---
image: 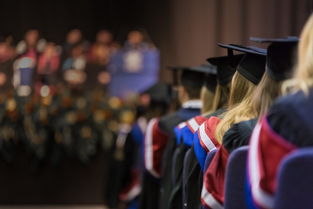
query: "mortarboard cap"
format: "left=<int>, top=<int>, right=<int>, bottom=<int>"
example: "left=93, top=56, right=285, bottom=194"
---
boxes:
left=189, top=63, right=217, bottom=75
left=167, top=66, right=185, bottom=86
left=218, top=43, right=267, bottom=84
left=190, top=64, right=218, bottom=91
left=250, top=37, right=298, bottom=81
left=207, top=54, right=244, bottom=85
left=250, top=36, right=299, bottom=43
left=167, top=66, right=205, bottom=88
left=141, top=82, right=172, bottom=103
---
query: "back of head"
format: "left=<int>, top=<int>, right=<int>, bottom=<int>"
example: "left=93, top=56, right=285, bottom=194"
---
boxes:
left=247, top=36, right=299, bottom=116
left=289, top=14, right=313, bottom=93
left=214, top=47, right=266, bottom=143
left=139, top=82, right=172, bottom=118
left=266, top=42, right=297, bottom=81
left=228, top=71, right=255, bottom=108
left=215, top=72, right=258, bottom=143
left=252, top=73, right=282, bottom=117
left=201, top=85, right=215, bottom=114
left=180, top=69, right=205, bottom=99
left=208, top=54, right=243, bottom=111
left=249, top=38, right=298, bottom=116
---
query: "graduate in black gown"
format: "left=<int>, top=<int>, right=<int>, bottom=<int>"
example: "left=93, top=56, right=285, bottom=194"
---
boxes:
left=137, top=83, right=173, bottom=209
left=167, top=64, right=217, bottom=209
left=106, top=82, right=172, bottom=209
left=142, top=66, right=203, bottom=209
left=246, top=15, right=313, bottom=209
left=200, top=44, right=267, bottom=208
left=181, top=54, right=243, bottom=209
left=222, top=38, right=298, bottom=153
left=158, top=68, right=205, bottom=209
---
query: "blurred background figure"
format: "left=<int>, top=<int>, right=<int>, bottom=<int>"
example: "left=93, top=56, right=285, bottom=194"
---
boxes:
left=85, top=44, right=111, bottom=90
left=0, top=36, right=15, bottom=96
left=16, top=29, right=46, bottom=58
left=35, top=42, right=61, bottom=97
left=85, top=30, right=115, bottom=90
left=61, top=41, right=87, bottom=88
left=88, top=30, right=113, bottom=62
left=105, top=82, right=173, bottom=209
left=13, top=29, right=46, bottom=96
left=108, top=29, right=160, bottom=98
left=62, top=29, right=84, bottom=60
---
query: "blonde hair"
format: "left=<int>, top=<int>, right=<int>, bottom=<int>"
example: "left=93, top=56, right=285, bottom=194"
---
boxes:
left=215, top=71, right=288, bottom=143
left=210, top=83, right=230, bottom=113
left=215, top=72, right=257, bottom=143
left=252, top=72, right=282, bottom=116
left=283, top=14, right=313, bottom=93
left=201, top=86, right=215, bottom=114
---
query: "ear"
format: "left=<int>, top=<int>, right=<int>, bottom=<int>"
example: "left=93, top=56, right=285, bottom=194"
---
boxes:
left=177, top=85, right=187, bottom=102
left=177, top=85, right=185, bottom=96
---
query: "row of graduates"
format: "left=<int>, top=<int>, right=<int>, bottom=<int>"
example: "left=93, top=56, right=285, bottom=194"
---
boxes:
left=135, top=15, right=313, bottom=209
left=0, top=28, right=158, bottom=97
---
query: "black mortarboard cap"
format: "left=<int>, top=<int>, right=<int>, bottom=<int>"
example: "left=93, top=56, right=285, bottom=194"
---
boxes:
left=189, top=63, right=217, bottom=75
left=167, top=66, right=205, bottom=88
left=250, top=37, right=298, bottom=81
left=207, top=54, right=243, bottom=85
left=218, top=43, right=267, bottom=84
left=141, top=82, right=172, bottom=103
left=190, top=64, right=218, bottom=91
left=167, top=66, right=185, bottom=86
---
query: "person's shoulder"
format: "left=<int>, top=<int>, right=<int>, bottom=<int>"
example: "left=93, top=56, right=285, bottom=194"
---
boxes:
left=238, top=118, right=258, bottom=130
left=204, top=107, right=226, bottom=119
left=223, top=118, right=257, bottom=152
left=268, top=91, right=305, bottom=125
left=159, top=111, right=184, bottom=134
left=273, top=90, right=311, bottom=110
left=267, top=89, right=313, bottom=147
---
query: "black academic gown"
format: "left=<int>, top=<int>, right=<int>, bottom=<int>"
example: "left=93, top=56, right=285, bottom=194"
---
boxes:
left=222, top=118, right=258, bottom=153
left=181, top=108, right=226, bottom=209
left=106, top=129, right=138, bottom=208
left=266, top=89, right=313, bottom=147
left=158, top=107, right=201, bottom=209
left=139, top=171, right=160, bottom=209
left=167, top=142, right=189, bottom=209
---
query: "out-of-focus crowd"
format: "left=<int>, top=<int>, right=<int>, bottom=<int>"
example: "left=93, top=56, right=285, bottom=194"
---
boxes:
left=0, top=28, right=158, bottom=97
left=0, top=28, right=160, bottom=167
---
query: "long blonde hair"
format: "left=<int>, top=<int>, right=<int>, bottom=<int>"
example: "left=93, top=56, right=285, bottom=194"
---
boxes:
left=215, top=71, right=289, bottom=143
left=215, top=72, right=257, bottom=143
left=227, top=72, right=253, bottom=108
left=201, top=85, right=215, bottom=114
left=284, top=14, right=313, bottom=93
left=206, top=83, right=230, bottom=114
left=252, top=72, right=283, bottom=116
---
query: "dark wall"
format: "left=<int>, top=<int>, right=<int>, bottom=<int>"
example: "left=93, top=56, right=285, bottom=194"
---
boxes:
left=0, top=0, right=310, bottom=82
left=0, top=0, right=146, bottom=43
left=154, top=0, right=313, bottom=81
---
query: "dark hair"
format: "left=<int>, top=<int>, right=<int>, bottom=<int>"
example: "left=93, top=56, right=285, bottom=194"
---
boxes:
left=180, top=70, right=204, bottom=99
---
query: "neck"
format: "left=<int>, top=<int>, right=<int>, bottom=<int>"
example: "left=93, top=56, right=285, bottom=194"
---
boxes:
left=182, top=99, right=202, bottom=109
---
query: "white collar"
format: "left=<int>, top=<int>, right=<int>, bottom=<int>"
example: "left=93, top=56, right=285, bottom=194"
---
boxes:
left=182, top=100, right=202, bottom=109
